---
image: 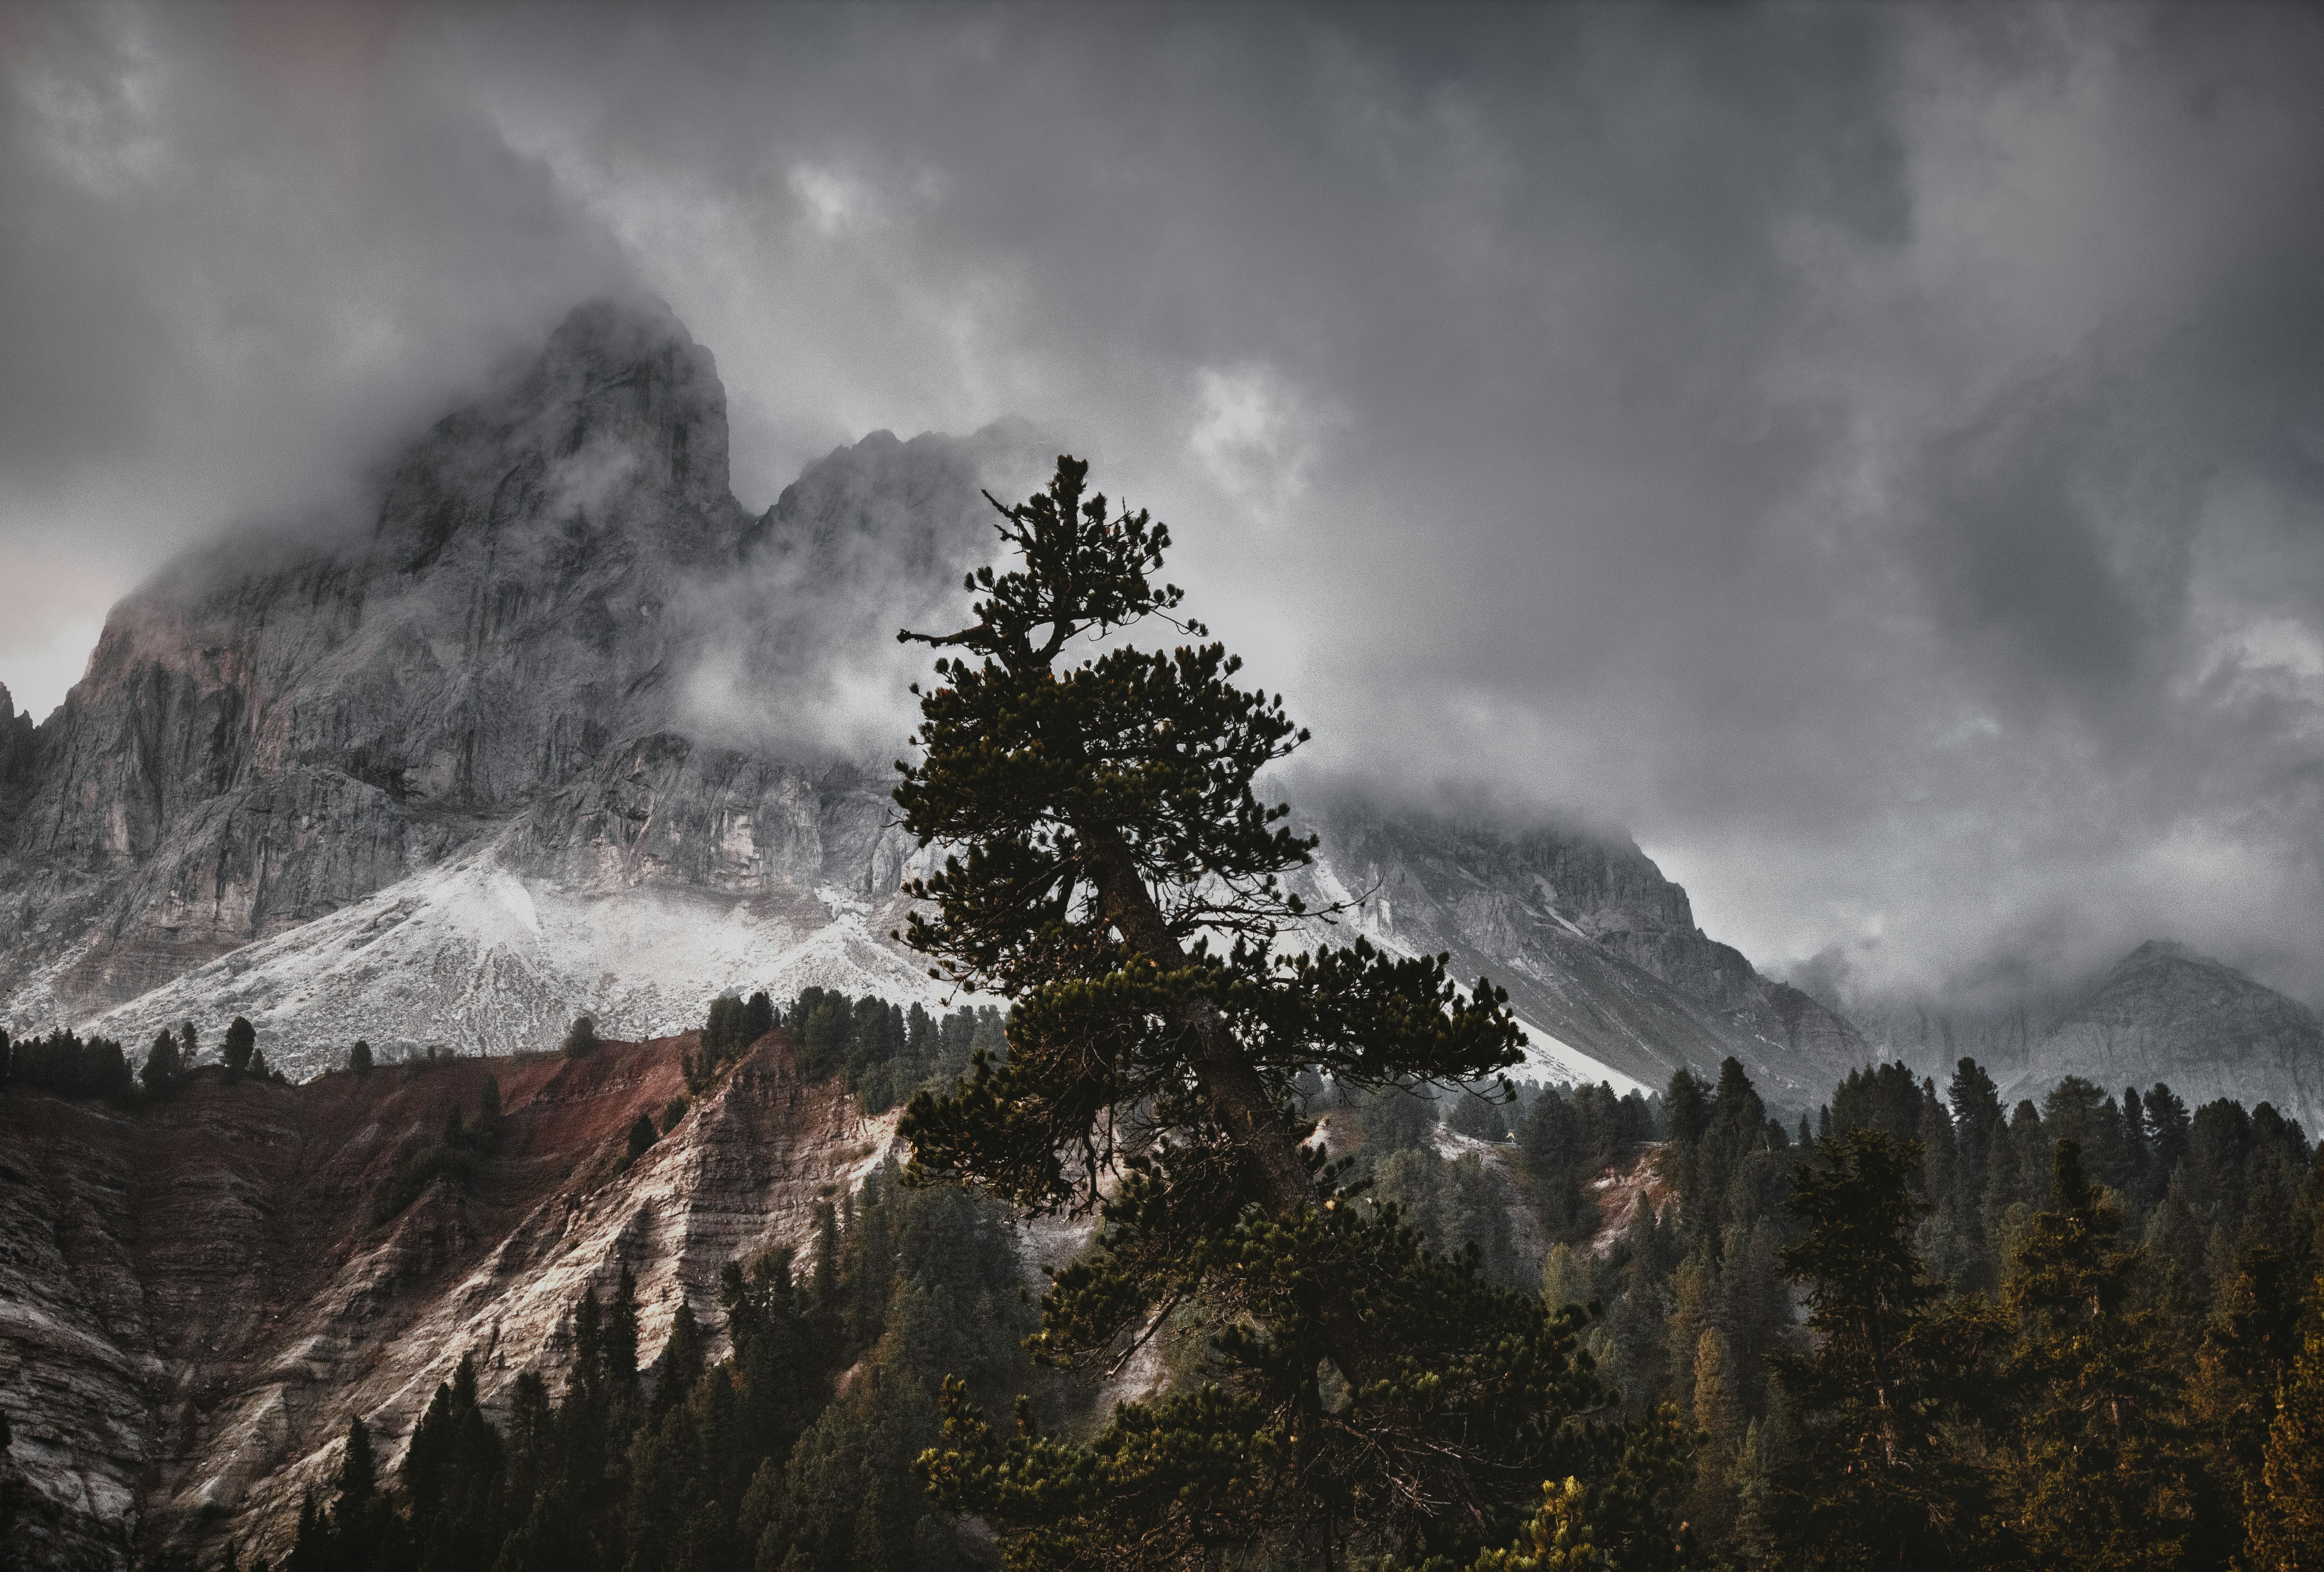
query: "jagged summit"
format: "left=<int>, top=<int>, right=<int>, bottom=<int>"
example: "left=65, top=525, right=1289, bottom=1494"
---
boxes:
left=374, top=293, right=740, bottom=575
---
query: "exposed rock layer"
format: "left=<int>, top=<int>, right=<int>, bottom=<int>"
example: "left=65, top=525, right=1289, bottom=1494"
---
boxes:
left=0, top=1032, right=893, bottom=1570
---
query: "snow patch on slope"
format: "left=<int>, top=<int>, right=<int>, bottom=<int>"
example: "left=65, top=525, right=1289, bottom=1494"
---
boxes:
left=82, top=842, right=971, bottom=1081
left=1298, top=845, right=1645, bottom=1094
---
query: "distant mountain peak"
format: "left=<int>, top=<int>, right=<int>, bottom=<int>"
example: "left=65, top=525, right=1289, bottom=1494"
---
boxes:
left=2001, top=938, right=2324, bottom=1129
left=543, top=293, right=700, bottom=365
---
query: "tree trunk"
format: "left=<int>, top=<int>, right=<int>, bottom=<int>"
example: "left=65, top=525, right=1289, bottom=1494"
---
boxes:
left=1078, top=825, right=1383, bottom=1384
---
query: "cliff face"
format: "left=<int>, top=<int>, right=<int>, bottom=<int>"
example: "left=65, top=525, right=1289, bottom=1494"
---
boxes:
left=0, top=298, right=746, bottom=1020
left=1289, top=795, right=1868, bottom=1101
left=0, top=302, right=1002, bottom=1057
left=0, top=1033, right=893, bottom=1571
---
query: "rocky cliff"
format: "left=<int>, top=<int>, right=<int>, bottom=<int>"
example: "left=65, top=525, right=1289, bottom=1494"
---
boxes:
left=0, top=1032, right=895, bottom=1570
left=0, top=301, right=1008, bottom=1066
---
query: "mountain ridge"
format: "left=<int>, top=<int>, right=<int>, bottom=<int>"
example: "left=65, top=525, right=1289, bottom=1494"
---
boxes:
left=5, top=296, right=1861, bottom=1098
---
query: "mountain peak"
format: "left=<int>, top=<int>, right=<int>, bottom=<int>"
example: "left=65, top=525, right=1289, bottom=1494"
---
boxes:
left=367, top=295, right=740, bottom=576
left=539, top=294, right=702, bottom=377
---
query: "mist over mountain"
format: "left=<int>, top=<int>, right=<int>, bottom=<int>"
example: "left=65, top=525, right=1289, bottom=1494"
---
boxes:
left=2, top=290, right=2321, bottom=1572
left=0, top=300, right=1010, bottom=1059
left=0, top=294, right=2315, bottom=1131
left=0, top=299, right=1861, bottom=1101
left=1836, top=940, right=2324, bottom=1132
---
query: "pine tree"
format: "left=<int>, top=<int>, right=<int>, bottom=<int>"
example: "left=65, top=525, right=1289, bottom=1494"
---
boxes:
left=894, top=457, right=1673, bottom=1566
left=349, top=1039, right=373, bottom=1076
left=141, top=1027, right=181, bottom=1098
left=2198, top=1225, right=2306, bottom=1523
left=2246, top=1269, right=2324, bottom=1569
left=224, top=1016, right=257, bottom=1076
left=2000, top=1139, right=2205, bottom=1571
left=403, top=1353, right=504, bottom=1569
left=606, top=1266, right=640, bottom=1395
left=1690, top=1326, right=1744, bottom=1542
left=657, top=1302, right=706, bottom=1413
left=328, top=1413, right=404, bottom=1572
left=1761, top=1129, right=2006, bottom=1569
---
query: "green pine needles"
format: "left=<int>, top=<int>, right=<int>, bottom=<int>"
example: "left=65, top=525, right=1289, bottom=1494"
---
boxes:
left=891, top=457, right=1695, bottom=1569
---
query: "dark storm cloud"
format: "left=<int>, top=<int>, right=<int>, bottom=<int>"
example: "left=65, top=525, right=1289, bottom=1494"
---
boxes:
left=0, top=0, right=634, bottom=694
left=3, top=1, right=2321, bottom=1010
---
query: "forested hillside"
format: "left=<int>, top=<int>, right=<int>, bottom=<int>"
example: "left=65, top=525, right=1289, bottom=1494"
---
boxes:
left=83, top=1037, right=2307, bottom=1572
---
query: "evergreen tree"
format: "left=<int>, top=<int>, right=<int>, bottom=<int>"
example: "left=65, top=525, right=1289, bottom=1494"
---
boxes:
left=1761, top=1129, right=2005, bottom=1569
left=328, top=1413, right=406, bottom=1571
left=2198, top=1226, right=2306, bottom=1514
left=349, top=1039, right=373, bottom=1076
left=2144, top=1083, right=2192, bottom=1178
left=224, top=1016, right=257, bottom=1076
left=403, top=1353, right=505, bottom=1570
left=656, top=1302, right=706, bottom=1413
left=2246, top=1269, right=2324, bottom=1570
left=2000, top=1139, right=2206, bottom=1571
left=606, top=1266, right=641, bottom=1395
left=563, top=1016, right=600, bottom=1059
left=141, top=1027, right=182, bottom=1098
left=894, top=457, right=1671, bottom=1565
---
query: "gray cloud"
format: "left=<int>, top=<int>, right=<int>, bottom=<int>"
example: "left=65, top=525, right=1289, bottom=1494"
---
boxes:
left=2, top=0, right=2321, bottom=1011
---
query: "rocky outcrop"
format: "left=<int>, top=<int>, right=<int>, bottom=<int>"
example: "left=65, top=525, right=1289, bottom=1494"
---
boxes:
left=0, top=1031, right=897, bottom=1570
left=2000, top=942, right=2324, bottom=1131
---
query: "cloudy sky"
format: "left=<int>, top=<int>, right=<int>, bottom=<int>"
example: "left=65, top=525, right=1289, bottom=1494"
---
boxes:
left=3, top=1, right=2321, bottom=1010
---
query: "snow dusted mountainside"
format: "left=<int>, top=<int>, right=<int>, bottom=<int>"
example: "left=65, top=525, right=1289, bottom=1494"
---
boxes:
left=1285, top=794, right=1868, bottom=1101
left=0, top=297, right=1864, bottom=1092
left=0, top=298, right=1009, bottom=1075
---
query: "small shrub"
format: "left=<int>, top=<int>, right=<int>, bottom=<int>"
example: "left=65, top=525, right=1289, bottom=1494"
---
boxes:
left=626, top=1113, right=658, bottom=1162
left=372, top=1143, right=481, bottom=1225
left=222, top=1016, right=256, bottom=1076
